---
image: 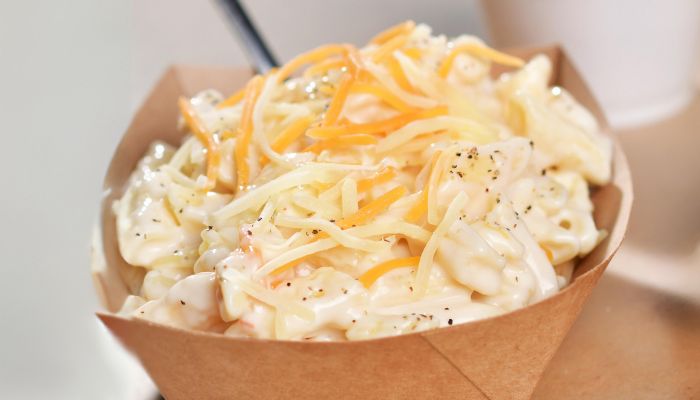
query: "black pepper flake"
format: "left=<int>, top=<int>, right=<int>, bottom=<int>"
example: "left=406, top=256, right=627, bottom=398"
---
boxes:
left=246, top=230, right=252, bottom=236
left=409, top=286, right=414, bottom=292
left=179, top=208, right=183, bottom=214
left=467, top=154, right=473, bottom=159
left=529, top=140, right=534, bottom=147
left=526, top=205, right=532, bottom=212
left=135, top=233, right=141, bottom=237
left=286, top=282, right=291, bottom=287
left=444, top=307, right=450, bottom=310
left=352, top=319, right=356, bottom=323
left=515, top=276, right=519, bottom=282
left=180, top=300, right=186, bottom=306
left=457, top=171, right=464, bottom=178
left=513, top=223, right=518, bottom=228
left=541, top=169, right=547, bottom=176
left=485, top=188, right=490, bottom=193
left=329, top=219, right=336, bottom=223
left=302, top=297, right=307, bottom=301
left=456, top=152, right=462, bottom=157
left=496, top=198, right=501, bottom=203
left=257, top=217, right=262, bottom=222
left=312, top=229, right=319, bottom=234
left=206, top=225, right=213, bottom=231
left=492, top=176, right=498, bottom=180
left=451, top=164, right=457, bottom=169
left=152, top=218, right=161, bottom=223
left=448, top=319, right=453, bottom=325
left=489, top=154, right=494, bottom=161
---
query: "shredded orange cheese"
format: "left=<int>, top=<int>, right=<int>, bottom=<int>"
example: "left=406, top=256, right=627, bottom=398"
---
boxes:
left=303, top=134, right=378, bottom=154
left=439, top=43, right=525, bottom=78
left=370, top=20, right=415, bottom=45
left=303, top=58, right=345, bottom=79
left=386, top=55, right=416, bottom=93
left=405, top=151, right=441, bottom=222
left=405, top=189, right=427, bottom=223
left=323, top=72, right=355, bottom=126
left=358, top=256, right=420, bottom=288
left=259, top=115, right=314, bottom=166
left=277, top=44, right=350, bottom=82
left=541, top=245, right=554, bottom=262
left=349, top=82, right=414, bottom=112
left=307, top=105, right=449, bottom=139
left=321, top=47, right=364, bottom=127
left=177, top=97, right=220, bottom=189
left=220, top=129, right=237, bottom=141
left=271, top=256, right=308, bottom=275
left=357, top=167, right=396, bottom=193
left=336, top=185, right=407, bottom=229
left=216, top=88, right=245, bottom=109
left=401, top=47, right=422, bottom=59
left=234, top=75, right=265, bottom=190
left=371, top=33, right=410, bottom=63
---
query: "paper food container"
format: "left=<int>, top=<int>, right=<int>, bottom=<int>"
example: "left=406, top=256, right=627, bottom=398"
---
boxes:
left=92, top=46, right=633, bottom=400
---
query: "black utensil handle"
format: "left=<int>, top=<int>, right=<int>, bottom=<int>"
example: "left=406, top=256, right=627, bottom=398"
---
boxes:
left=216, top=0, right=279, bottom=73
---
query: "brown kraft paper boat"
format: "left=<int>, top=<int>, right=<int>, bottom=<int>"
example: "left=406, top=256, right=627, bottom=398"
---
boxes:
left=91, top=45, right=633, bottom=400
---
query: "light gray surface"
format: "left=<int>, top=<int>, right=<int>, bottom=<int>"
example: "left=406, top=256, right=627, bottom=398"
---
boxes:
left=0, top=1, right=133, bottom=399
left=0, top=1, right=483, bottom=398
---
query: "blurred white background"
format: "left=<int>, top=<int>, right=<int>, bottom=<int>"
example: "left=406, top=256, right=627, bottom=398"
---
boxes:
left=0, top=1, right=485, bottom=398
